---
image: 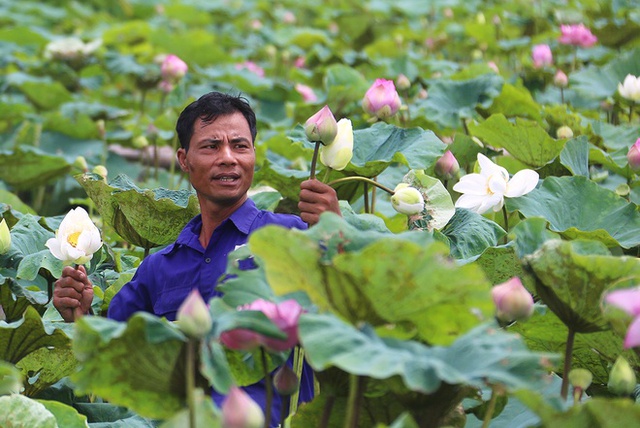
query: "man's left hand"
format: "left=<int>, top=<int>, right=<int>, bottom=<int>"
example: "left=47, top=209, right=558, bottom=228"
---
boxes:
left=298, top=179, right=341, bottom=226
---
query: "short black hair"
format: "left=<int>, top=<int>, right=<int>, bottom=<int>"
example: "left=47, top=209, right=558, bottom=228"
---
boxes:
left=175, top=91, right=257, bottom=151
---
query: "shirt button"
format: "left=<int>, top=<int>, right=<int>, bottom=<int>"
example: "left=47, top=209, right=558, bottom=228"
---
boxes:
left=205, top=258, right=211, bottom=263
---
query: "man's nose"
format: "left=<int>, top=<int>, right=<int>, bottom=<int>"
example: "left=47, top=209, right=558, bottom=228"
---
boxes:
left=217, top=144, right=236, bottom=164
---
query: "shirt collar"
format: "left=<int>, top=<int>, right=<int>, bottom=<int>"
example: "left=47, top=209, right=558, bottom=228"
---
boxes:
left=175, top=198, right=259, bottom=246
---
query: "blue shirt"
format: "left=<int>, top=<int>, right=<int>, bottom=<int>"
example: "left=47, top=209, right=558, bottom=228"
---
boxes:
left=107, top=198, right=312, bottom=427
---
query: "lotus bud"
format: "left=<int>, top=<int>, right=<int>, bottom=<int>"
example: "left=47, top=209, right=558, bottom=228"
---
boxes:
left=132, top=135, right=149, bottom=148
left=273, top=364, right=299, bottom=396
left=491, top=277, right=534, bottom=322
left=627, top=138, right=640, bottom=172
left=319, top=118, right=353, bottom=171
left=158, top=80, right=174, bottom=93
left=417, top=88, right=428, bottom=99
left=476, top=13, right=486, bottom=25
left=222, top=386, right=265, bottom=428
left=531, top=44, right=553, bottom=69
left=608, top=356, right=637, bottom=396
left=556, top=126, right=573, bottom=139
left=472, top=49, right=483, bottom=61
left=569, top=368, right=592, bottom=401
left=160, top=54, right=188, bottom=82
left=434, top=150, right=460, bottom=180
left=0, top=219, right=11, bottom=255
left=487, top=61, right=500, bottom=74
left=554, top=70, right=568, bottom=88
left=176, top=289, right=212, bottom=339
left=73, top=156, right=89, bottom=172
left=220, top=329, right=261, bottom=351
left=92, top=165, right=108, bottom=180
left=443, top=8, right=454, bottom=18
left=304, top=105, right=338, bottom=145
left=96, top=120, right=106, bottom=139
left=618, top=74, right=640, bottom=102
left=492, top=15, right=501, bottom=25
left=362, top=79, right=402, bottom=119
left=396, top=74, right=411, bottom=91
left=391, top=184, right=424, bottom=215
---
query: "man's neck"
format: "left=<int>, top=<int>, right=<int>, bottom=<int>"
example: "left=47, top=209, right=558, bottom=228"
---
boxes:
left=198, top=196, right=247, bottom=249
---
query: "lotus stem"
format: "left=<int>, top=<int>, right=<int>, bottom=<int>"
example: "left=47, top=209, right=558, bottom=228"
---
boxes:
left=261, top=347, right=273, bottom=428
left=481, top=385, right=499, bottom=428
left=502, top=205, right=509, bottom=244
left=289, top=347, right=304, bottom=416
left=344, top=374, right=363, bottom=428
left=560, top=328, right=576, bottom=400
left=371, top=177, right=377, bottom=214
left=327, top=176, right=395, bottom=196
left=363, top=182, right=370, bottom=213
left=309, top=141, right=321, bottom=180
left=186, top=339, right=196, bottom=428
left=319, top=395, right=335, bottom=428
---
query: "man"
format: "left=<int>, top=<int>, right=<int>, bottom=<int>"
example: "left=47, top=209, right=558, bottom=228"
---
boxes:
left=53, top=91, right=341, bottom=426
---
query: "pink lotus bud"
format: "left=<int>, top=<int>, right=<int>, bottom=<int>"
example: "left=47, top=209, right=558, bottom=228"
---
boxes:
left=222, top=386, right=265, bottom=428
left=158, top=80, right=174, bottom=93
left=250, top=19, right=262, bottom=30
left=294, top=56, right=306, bottom=68
left=487, top=61, right=500, bottom=74
left=362, top=79, right=402, bottom=119
left=554, top=70, right=568, bottom=87
left=628, top=138, right=640, bottom=172
left=282, top=10, right=296, bottom=24
left=304, top=105, right=338, bottom=145
left=245, top=299, right=303, bottom=352
left=160, top=54, right=188, bottom=81
left=491, top=277, right=534, bottom=322
left=273, top=364, right=299, bottom=396
left=235, top=61, right=265, bottom=77
left=176, top=289, right=212, bottom=339
left=558, top=24, right=598, bottom=48
left=220, top=329, right=261, bottom=351
left=395, top=74, right=411, bottom=91
left=295, top=83, right=318, bottom=103
left=531, top=44, right=553, bottom=69
left=434, top=150, right=460, bottom=180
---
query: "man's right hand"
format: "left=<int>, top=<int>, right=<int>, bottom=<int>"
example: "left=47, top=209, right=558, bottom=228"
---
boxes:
left=53, top=265, right=94, bottom=322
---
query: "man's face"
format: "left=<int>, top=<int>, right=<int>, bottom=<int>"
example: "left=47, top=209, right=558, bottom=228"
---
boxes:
left=177, top=112, right=255, bottom=210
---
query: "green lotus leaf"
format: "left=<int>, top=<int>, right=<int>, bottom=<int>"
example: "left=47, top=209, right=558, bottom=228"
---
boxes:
left=511, top=217, right=561, bottom=260
left=588, top=120, right=640, bottom=151
left=511, top=308, right=640, bottom=384
left=559, top=136, right=590, bottom=177
left=481, top=81, right=542, bottom=121
left=0, top=394, right=57, bottom=428
left=76, top=173, right=200, bottom=249
left=0, top=277, right=47, bottom=322
left=0, top=145, right=70, bottom=190
left=0, top=361, right=22, bottom=395
left=0, top=189, right=34, bottom=215
left=524, top=239, right=640, bottom=333
left=405, top=170, right=455, bottom=231
left=441, top=208, right=506, bottom=261
left=324, top=64, right=370, bottom=109
left=417, top=73, right=504, bottom=129
left=249, top=214, right=493, bottom=345
left=37, top=399, right=90, bottom=428
left=159, top=388, right=220, bottom=428
left=570, top=48, right=640, bottom=100
left=469, top=114, right=565, bottom=168
left=589, top=146, right=630, bottom=178
left=300, top=314, right=556, bottom=393
left=5, top=72, right=73, bottom=110
left=507, top=176, right=640, bottom=248
left=72, top=313, right=188, bottom=419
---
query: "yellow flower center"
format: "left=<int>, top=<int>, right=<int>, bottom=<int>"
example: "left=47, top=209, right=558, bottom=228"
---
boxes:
left=67, top=231, right=81, bottom=247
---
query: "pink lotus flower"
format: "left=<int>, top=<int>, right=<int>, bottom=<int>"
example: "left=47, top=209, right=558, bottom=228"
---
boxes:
left=628, top=138, right=640, bottom=172
left=221, top=299, right=304, bottom=352
left=235, top=61, right=265, bottom=77
left=558, top=24, right=597, bottom=47
left=295, top=83, right=318, bottom=103
left=160, top=54, right=188, bottom=81
left=604, top=288, right=640, bottom=348
left=222, top=386, right=265, bottom=428
left=532, top=44, right=553, bottom=68
left=362, top=79, right=402, bottom=119
left=491, top=277, right=534, bottom=322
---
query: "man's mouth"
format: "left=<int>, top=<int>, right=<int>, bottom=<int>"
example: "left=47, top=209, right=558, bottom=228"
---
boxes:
left=213, top=174, right=240, bottom=182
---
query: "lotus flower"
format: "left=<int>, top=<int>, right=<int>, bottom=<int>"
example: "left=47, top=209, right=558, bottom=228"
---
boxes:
left=222, top=299, right=304, bottom=352
left=627, top=138, right=640, bottom=172
left=391, top=184, right=424, bottom=215
left=491, top=277, right=534, bottom=322
left=604, top=287, right=640, bottom=348
left=295, top=83, right=318, bottom=103
left=160, top=54, right=188, bottom=81
left=452, top=153, right=539, bottom=214
left=222, top=386, right=265, bottom=428
left=176, top=289, right=212, bottom=339
left=362, top=79, right=402, bottom=119
left=235, top=61, right=265, bottom=77
left=44, top=37, right=101, bottom=69
left=558, top=24, right=597, bottom=47
left=0, top=219, right=10, bottom=255
left=45, top=207, right=102, bottom=265
left=618, top=74, right=640, bottom=102
left=319, top=118, right=353, bottom=171
left=531, top=44, right=553, bottom=68
left=304, top=105, right=338, bottom=145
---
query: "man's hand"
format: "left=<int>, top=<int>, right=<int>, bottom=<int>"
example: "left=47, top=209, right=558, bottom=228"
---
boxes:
left=53, top=265, right=94, bottom=322
left=298, top=179, right=341, bottom=226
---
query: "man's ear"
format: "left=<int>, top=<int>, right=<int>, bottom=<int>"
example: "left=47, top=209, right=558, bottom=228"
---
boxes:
left=176, top=148, right=189, bottom=172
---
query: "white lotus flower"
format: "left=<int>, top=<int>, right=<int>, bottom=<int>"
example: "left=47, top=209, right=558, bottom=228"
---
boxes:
left=453, top=154, right=539, bottom=214
left=391, top=184, right=424, bottom=215
left=45, top=207, right=102, bottom=265
left=44, top=37, right=102, bottom=61
left=320, top=118, right=353, bottom=171
left=618, top=74, right=640, bottom=102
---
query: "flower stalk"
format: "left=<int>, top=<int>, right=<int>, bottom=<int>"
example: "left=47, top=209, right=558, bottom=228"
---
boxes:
left=260, top=347, right=273, bottom=428
left=186, top=338, right=196, bottom=428
left=560, top=328, right=576, bottom=400
left=309, top=141, right=321, bottom=180
left=327, top=176, right=395, bottom=196
left=481, top=385, right=501, bottom=428
left=344, top=374, right=364, bottom=428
